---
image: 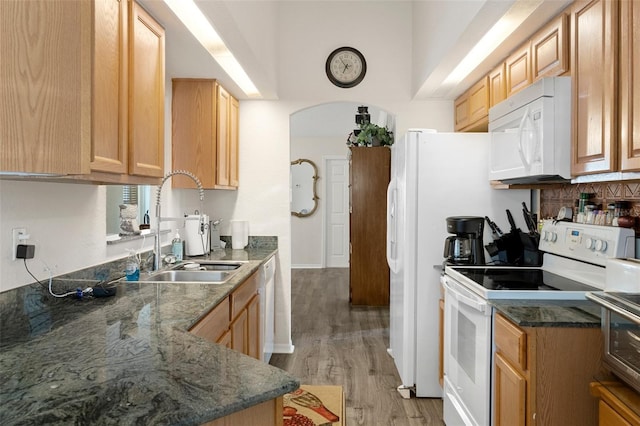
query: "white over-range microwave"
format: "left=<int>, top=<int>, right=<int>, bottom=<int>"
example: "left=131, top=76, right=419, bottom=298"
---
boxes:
left=489, top=76, right=571, bottom=184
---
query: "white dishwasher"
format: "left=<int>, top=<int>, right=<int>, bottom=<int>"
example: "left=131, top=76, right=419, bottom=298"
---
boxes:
left=260, top=254, right=276, bottom=363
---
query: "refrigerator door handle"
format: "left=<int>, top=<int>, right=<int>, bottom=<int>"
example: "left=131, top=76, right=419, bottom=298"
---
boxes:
left=386, top=179, right=398, bottom=273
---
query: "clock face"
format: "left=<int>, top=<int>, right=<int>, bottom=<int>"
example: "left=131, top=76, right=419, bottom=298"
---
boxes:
left=326, top=47, right=367, bottom=88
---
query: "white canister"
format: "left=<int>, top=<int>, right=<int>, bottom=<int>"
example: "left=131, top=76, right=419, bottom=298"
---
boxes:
left=231, top=220, right=249, bottom=250
left=185, top=214, right=210, bottom=256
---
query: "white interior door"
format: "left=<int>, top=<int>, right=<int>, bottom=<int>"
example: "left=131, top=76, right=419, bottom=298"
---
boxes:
left=324, top=157, right=349, bottom=268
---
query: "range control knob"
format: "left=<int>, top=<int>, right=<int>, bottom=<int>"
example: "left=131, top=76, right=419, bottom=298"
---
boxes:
left=549, top=232, right=557, bottom=242
left=585, top=238, right=594, bottom=250
left=594, top=239, right=608, bottom=252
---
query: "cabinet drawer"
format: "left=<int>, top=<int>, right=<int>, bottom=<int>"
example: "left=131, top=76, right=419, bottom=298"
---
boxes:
left=599, top=400, right=632, bottom=426
left=494, top=313, right=527, bottom=371
left=190, top=297, right=230, bottom=343
left=231, top=271, right=259, bottom=319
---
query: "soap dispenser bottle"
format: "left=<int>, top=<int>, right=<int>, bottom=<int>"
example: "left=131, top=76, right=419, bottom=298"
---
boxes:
left=172, top=230, right=183, bottom=261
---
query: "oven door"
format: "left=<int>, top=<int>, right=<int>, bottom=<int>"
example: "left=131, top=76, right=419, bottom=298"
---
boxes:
left=598, top=299, right=640, bottom=393
left=442, top=274, right=492, bottom=426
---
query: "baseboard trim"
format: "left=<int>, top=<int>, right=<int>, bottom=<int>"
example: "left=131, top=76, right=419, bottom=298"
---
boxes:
left=273, top=343, right=295, bottom=354
left=291, top=264, right=322, bottom=269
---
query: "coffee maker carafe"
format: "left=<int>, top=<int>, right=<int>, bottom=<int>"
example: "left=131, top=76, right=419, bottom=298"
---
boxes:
left=444, top=216, right=486, bottom=265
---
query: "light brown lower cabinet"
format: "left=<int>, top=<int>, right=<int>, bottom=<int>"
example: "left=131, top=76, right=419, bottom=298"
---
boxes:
left=591, top=381, right=640, bottom=426
left=202, top=397, right=284, bottom=426
left=191, top=270, right=277, bottom=425
left=493, top=313, right=603, bottom=426
left=190, top=270, right=261, bottom=359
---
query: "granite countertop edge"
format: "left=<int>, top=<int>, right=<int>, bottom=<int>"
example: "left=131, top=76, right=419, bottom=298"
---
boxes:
left=0, top=247, right=299, bottom=425
left=490, top=299, right=602, bottom=328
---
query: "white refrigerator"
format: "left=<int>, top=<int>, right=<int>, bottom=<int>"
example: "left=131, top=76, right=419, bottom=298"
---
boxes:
left=385, top=130, right=530, bottom=397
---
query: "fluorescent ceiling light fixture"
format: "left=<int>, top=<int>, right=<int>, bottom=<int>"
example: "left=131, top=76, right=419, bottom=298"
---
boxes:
left=164, top=0, right=260, bottom=98
left=443, top=0, right=543, bottom=87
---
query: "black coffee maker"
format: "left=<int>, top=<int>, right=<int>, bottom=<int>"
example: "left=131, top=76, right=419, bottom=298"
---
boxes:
left=444, top=216, right=486, bottom=265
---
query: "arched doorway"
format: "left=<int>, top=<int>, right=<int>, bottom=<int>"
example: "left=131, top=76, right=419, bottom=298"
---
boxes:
left=289, top=102, right=395, bottom=268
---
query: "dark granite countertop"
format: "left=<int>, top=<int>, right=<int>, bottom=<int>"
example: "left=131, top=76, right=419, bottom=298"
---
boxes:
left=491, top=299, right=602, bottom=328
left=0, top=247, right=299, bottom=425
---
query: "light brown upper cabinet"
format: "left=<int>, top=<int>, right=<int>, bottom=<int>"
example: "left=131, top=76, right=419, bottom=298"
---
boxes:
left=505, top=43, right=533, bottom=97
left=454, top=76, right=490, bottom=132
left=172, top=79, right=239, bottom=189
left=126, top=1, right=165, bottom=179
left=454, top=92, right=471, bottom=132
left=571, top=0, right=618, bottom=175
left=0, top=0, right=164, bottom=183
left=532, top=13, right=570, bottom=81
left=619, top=0, right=640, bottom=171
left=489, top=63, right=507, bottom=108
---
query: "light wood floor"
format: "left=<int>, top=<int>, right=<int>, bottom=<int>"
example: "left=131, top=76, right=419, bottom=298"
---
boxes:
left=270, top=268, right=444, bottom=426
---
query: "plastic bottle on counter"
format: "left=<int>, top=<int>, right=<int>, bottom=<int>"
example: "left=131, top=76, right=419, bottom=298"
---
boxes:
left=125, top=249, right=140, bottom=281
left=172, top=230, right=183, bottom=261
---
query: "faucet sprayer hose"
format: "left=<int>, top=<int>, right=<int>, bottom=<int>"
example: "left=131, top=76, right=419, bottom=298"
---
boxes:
left=156, top=170, right=204, bottom=205
left=153, top=170, right=205, bottom=271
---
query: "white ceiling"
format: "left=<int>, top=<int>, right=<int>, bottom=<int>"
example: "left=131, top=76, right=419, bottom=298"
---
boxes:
left=139, top=0, right=572, bottom=101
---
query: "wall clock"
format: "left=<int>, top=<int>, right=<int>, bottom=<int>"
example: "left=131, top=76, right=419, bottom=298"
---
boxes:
left=325, top=47, right=367, bottom=88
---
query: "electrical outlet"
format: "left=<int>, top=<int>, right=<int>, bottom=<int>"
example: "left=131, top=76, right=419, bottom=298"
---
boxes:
left=12, top=228, right=27, bottom=261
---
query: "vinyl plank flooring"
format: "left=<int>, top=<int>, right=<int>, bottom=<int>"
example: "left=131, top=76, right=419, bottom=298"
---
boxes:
left=270, top=268, right=444, bottom=426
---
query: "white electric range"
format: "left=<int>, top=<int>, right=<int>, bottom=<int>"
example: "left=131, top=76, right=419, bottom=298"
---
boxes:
left=441, top=220, right=636, bottom=426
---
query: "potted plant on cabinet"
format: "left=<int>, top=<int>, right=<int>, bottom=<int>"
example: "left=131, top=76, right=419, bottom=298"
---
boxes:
left=347, top=122, right=394, bottom=147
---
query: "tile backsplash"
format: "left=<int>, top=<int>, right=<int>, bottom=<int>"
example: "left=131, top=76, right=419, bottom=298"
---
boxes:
left=540, top=181, right=640, bottom=235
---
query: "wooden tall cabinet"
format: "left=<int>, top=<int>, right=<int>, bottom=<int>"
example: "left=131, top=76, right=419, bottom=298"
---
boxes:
left=172, top=79, right=239, bottom=189
left=349, top=147, right=390, bottom=306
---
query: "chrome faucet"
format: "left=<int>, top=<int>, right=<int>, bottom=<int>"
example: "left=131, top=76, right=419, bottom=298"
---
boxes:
left=154, top=170, right=205, bottom=270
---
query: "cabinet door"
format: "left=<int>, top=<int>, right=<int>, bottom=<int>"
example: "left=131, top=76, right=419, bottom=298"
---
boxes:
left=91, top=0, right=128, bottom=174
left=171, top=79, right=217, bottom=188
left=489, top=63, right=507, bottom=107
left=531, top=13, right=569, bottom=81
left=454, top=92, right=470, bottom=132
left=620, top=0, right=640, bottom=171
left=494, top=352, right=526, bottom=426
left=190, top=298, right=231, bottom=343
left=216, top=84, right=231, bottom=187
left=506, top=43, right=532, bottom=97
left=599, top=401, right=632, bottom=426
left=571, top=0, right=618, bottom=175
left=247, top=294, right=261, bottom=359
left=229, top=95, right=240, bottom=187
left=231, top=308, right=248, bottom=354
left=128, top=1, right=164, bottom=178
left=0, top=0, right=91, bottom=175
left=218, top=329, right=232, bottom=349
left=468, top=76, right=490, bottom=129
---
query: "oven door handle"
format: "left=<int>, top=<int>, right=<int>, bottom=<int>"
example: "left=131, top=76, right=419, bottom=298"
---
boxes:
left=587, top=293, right=640, bottom=323
left=442, top=276, right=487, bottom=314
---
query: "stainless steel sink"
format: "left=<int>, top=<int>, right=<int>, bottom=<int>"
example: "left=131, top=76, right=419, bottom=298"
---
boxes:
left=138, top=270, right=232, bottom=284
left=177, top=260, right=245, bottom=271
